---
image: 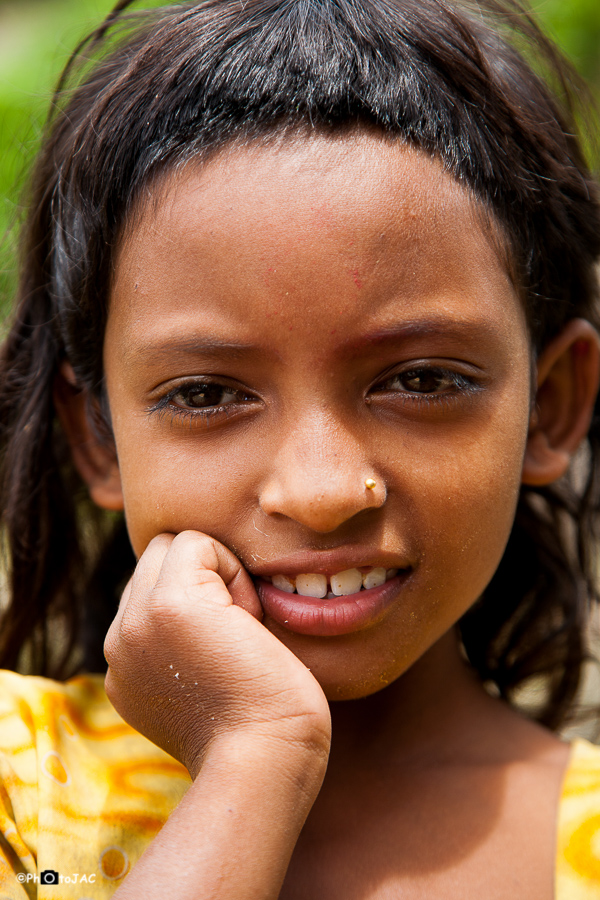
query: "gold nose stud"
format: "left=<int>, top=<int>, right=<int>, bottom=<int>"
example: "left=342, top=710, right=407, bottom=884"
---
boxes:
left=365, top=478, right=377, bottom=491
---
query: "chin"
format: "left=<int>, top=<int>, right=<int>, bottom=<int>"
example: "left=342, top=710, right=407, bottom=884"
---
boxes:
left=321, top=680, right=393, bottom=702
left=284, top=640, right=410, bottom=702
left=266, top=615, right=425, bottom=702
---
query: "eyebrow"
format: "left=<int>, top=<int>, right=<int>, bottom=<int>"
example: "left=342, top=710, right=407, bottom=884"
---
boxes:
left=125, top=316, right=504, bottom=365
left=339, top=317, right=505, bottom=356
left=123, top=337, right=270, bottom=366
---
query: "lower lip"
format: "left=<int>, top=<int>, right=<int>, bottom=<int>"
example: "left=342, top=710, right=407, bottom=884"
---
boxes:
left=256, top=573, right=410, bottom=637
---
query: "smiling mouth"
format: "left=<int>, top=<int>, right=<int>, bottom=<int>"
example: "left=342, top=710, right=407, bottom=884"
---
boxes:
left=261, top=566, right=399, bottom=599
left=255, top=566, right=410, bottom=636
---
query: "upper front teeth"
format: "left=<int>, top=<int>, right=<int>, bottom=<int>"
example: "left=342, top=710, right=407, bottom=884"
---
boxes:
left=271, top=567, right=395, bottom=599
left=272, top=574, right=296, bottom=594
left=362, top=568, right=388, bottom=590
left=295, top=574, right=328, bottom=598
left=331, top=569, right=363, bottom=595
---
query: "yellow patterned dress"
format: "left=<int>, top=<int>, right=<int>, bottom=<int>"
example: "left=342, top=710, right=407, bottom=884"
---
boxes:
left=1, top=670, right=600, bottom=898
left=557, top=738, right=600, bottom=898
left=0, top=670, right=190, bottom=898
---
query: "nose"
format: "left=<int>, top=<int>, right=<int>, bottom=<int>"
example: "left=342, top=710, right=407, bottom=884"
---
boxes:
left=258, top=410, right=386, bottom=532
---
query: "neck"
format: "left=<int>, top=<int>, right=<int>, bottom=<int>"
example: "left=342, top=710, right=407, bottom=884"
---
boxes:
left=325, top=629, right=534, bottom=774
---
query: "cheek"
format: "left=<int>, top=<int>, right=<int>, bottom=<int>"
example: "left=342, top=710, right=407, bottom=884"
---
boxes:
left=116, top=439, right=254, bottom=557
left=402, top=415, right=529, bottom=604
left=294, top=430, right=529, bottom=699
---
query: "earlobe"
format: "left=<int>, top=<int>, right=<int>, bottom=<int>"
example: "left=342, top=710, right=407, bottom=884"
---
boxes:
left=88, top=468, right=125, bottom=512
left=521, top=430, right=571, bottom=487
left=53, top=362, right=124, bottom=511
left=522, top=319, right=600, bottom=487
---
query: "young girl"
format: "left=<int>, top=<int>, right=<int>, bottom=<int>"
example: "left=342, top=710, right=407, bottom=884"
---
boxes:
left=1, top=0, right=600, bottom=896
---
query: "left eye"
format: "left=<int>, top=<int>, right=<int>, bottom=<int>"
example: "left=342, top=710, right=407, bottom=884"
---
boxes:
left=377, top=368, right=464, bottom=394
left=170, top=383, right=241, bottom=409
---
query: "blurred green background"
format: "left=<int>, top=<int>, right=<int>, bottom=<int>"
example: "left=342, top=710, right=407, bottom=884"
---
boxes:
left=0, top=0, right=116, bottom=307
left=0, top=0, right=599, bottom=309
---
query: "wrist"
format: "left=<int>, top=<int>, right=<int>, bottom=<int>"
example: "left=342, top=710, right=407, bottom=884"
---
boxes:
left=193, top=722, right=331, bottom=796
left=111, top=717, right=329, bottom=900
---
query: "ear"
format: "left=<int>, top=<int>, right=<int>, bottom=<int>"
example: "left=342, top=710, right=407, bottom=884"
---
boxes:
left=522, top=319, right=600, bottom=487
left=53, top=362, right=124, bottom=511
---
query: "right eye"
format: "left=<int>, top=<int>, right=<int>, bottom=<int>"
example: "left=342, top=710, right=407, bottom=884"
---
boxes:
left=170, top=383, right=241, bottom=409
left=148, top=378, right=260, bottom=429
left=378, top=368, right=467, bottom=395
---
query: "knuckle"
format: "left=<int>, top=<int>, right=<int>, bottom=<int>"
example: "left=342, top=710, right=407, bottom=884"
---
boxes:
left=118, top=609, right=146, bottom=646
left=104, top=670, right=130, bottom=723
left=103, top=633, right=116, bottom=666
left=103, top=617, right=124, bottom=665
left=103, top=619, right=134, bottom=667
left=146, top=532, right=175, bottom=553
left=104, top=668, right=116, bottom=700
left=174, top=530, right=220, bottom=566
left=147, top=597, right=186, bottom=629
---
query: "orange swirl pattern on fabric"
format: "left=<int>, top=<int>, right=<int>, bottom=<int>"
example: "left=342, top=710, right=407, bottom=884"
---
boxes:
left=556, top=738, right=600, bottom=899
left=2, top=672, right=600, bottom=897
left=0, top=670, right=190, bottom=899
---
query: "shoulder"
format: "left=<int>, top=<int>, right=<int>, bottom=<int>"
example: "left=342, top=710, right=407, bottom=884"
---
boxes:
left=557, top=738, right=600, bottom=899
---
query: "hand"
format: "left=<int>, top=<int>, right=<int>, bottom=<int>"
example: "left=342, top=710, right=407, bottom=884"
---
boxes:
left=104, top=531, right=331, bottom=777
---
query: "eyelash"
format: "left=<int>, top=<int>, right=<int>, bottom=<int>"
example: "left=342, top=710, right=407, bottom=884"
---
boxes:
left=149, top=382, right=257, bottom=425
left=371, top=366, right=480, bottom=405
left=148, top=366, right=480, bottom=426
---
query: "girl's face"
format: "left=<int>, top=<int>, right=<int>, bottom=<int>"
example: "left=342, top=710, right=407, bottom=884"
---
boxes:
left=103, top=132, right=532, bottom=699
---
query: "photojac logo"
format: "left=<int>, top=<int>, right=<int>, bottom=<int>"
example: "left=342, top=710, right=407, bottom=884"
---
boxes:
left=40, top=870, right=59, bottom=885
left=17, top=871, right=96, bottom=885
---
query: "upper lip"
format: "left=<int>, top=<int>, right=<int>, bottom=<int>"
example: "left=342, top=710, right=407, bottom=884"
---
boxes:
left=246, top=548, right=412, bottom=579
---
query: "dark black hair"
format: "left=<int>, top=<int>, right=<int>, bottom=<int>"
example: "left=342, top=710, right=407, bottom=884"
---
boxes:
left=1, top=0, right=599, bottom=729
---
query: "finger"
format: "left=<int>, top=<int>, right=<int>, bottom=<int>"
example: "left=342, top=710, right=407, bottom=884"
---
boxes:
left=105, top=533, right=175, bottom=660
left=128, top=532, right=176, bottom=608
left=107, top=575, right=133, bottom=638
left=227, top=565, right=263, bottom=621
left=154, top=531, right=263, bottom=620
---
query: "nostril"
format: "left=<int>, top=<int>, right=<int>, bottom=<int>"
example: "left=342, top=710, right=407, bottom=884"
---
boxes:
left=258, top=479, right=386, bottom=532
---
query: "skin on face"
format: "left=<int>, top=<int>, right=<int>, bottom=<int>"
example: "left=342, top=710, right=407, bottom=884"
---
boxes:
left=103, top=131, right=532, bottom=701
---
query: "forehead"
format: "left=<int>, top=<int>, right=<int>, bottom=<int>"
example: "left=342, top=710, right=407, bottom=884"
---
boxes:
left=119, top=130, right=506, bottom=261
left=110, top=132, right=525, bottom=356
